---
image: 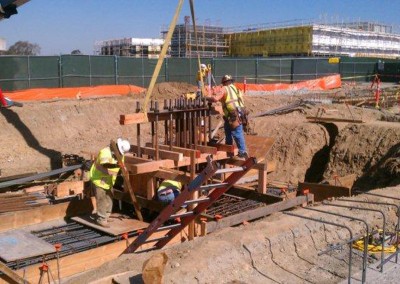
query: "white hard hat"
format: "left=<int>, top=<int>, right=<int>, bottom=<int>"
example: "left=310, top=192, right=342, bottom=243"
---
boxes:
left=200, top=64, right=207, bottom=69
left=117, top=138, right=130, bottom=155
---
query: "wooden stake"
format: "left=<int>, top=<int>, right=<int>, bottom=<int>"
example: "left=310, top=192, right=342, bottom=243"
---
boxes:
left=110, top=140, right=143, bottom=221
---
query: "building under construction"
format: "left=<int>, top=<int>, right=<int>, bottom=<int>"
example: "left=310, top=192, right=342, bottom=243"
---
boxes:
left=162, top=16, right=229, bottom=58
left=227, top=22, right=400, bottom=58
left=95, top=38, right=164, bottom=58
left=95, top=20, right=399, bottom=59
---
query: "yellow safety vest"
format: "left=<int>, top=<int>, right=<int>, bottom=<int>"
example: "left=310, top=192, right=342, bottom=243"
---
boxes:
left=223, top=84, right=244, bottom=117
left=89, top=147, right=122, bottom=190
left=157, top=180, right=182, bottom=194
left=197, top=68, right=208, bottom=81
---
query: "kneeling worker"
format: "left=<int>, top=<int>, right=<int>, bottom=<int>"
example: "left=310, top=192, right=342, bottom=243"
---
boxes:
left=89, top=138, right=131, bottom=228
left=157, top=179, right=182, bottom=204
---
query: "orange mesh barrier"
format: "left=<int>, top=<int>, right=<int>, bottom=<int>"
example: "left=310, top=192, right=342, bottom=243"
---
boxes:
left=4, top=85, right=145, bottom=101
left=236, top=74, right=341, bottom=92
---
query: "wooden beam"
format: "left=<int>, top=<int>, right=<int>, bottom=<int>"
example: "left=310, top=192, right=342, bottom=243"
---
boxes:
left=306, top=116, right=364, bottom=123
left=298, top=182, right=351, bottom=202
left=0, top=261, right=29, bottom=284
left=54, top=181, right=84, bottom=198
left=113, top=190, right=166, bottom=212
left=207, top=143, right=235, bottom=153
left=130, top=145, right=183, bottom=161
left=0, top=198, right=93, bottom=232
left=189, top=144, right=217, bottom=155
left=110, top=140, right=143, bottom=221
left=127, top=159, right=176, bottom=174
left=206, top=194, right=314, bottom=233
left=146, top=143, right=201, bottom=158
left=119, top=113, right=148, bottom=125
left=155, top=169, right=191, bottom=184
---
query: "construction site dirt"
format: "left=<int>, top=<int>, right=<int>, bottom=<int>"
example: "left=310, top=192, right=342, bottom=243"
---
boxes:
left=1, top=82, right=400, bottom=283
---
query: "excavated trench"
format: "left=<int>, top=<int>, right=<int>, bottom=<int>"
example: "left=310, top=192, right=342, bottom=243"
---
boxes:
left=304, top=122, right=339, bottom=183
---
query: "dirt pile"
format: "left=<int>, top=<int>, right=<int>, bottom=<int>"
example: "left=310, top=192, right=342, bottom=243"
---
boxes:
left=1, top=83, right=399, bottom=190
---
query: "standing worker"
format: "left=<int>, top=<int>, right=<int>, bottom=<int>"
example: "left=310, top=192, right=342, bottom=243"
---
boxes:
left=196, top=63, right=210, bottom=99
left=207, top=75, right=248, bottom=159
left=89, top=138, right=131, bottom=227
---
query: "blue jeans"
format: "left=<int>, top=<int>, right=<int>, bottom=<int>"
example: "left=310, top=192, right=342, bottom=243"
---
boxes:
left=157, top=188, right=180, bottom=204
left=224, top=121, right=247, bottom=154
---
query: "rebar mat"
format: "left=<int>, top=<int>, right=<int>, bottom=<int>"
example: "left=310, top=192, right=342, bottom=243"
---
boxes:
left=206, top=194, right=264, bottom=217
left=4, top=221, right=122, bottom=270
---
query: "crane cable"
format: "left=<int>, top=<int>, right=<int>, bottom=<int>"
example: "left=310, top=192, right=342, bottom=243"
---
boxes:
left=142, top=0, right=184, bottom=114
left=189, top=0, right=207, bottom=97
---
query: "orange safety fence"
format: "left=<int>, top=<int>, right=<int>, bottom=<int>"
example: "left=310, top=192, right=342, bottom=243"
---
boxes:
left=236, top=74, right=342, bottom=92
left=4, top=84, right=145, bottom=102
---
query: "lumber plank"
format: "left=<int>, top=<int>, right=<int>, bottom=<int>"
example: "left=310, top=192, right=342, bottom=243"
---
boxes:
left=55, top=180, right=84, bottom=197
left=207, top=143, right=235, bottom=153
left=298, top=182, right=351, bottom=202
left=306, top=116, right=364, bottom=123
left=155, top=169, right=191, bottom=184
left=110, top=140, right=143, bottom=221
left=0, top=198, right=93, bottom=232
left=146, top=143, right=201, bottom=158
left=127, top=159, right=176, bottom=174
left=130, top=145, right=183, bottom=161
left=0, top=261, right=28, bottom=284
left=119, top=113, right=148, bottom=125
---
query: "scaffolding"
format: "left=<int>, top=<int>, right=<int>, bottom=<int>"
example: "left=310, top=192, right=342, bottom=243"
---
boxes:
left=227, top=22, right=400, bottom=58
left=163, top=16, right=229, bottom=58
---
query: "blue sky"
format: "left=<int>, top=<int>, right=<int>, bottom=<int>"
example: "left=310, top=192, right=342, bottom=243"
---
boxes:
left=1, top=0, right=399, bottom=55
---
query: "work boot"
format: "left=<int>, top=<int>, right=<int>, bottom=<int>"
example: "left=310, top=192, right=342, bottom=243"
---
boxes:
left=96, top=219, right=110, bottom=228
left=236, top=152, right=249, bottom=160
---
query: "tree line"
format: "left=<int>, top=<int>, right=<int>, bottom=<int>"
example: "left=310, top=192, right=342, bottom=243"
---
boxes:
left=0, top=41, right=82, bottom=55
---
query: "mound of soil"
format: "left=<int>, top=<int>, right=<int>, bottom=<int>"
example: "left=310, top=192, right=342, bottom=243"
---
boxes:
left=1, top=83, right=399, bottom=190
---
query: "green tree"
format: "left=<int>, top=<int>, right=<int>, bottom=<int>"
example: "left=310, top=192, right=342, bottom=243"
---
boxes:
left=7, top=41, right=41, bottom=55
left=71, top=49, right=82, bottom=55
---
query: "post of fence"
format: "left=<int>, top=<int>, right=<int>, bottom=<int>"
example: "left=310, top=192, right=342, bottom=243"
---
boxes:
left=114, top=55, right=118, bottom=85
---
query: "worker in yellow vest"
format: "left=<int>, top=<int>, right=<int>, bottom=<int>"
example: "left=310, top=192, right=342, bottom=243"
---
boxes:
left=89, top=138, right=131, bottom=227
left=207, top=75, right=248, bottom=159
left=157, top=179, right=182, bottom=204
left=196, top=63, right=211, bottom=99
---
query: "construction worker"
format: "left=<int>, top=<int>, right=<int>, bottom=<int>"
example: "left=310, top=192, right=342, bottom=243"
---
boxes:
left=196, top=63, right=210, bottom=99
left=89, top=138, right=131, bottom=228
left=157, top=179, right=182, bottom=204
left=207, top=75, right=248, bottom=158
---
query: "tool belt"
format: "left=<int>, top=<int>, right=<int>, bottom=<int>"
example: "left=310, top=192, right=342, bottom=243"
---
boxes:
left=224, top=110, right=241, bottom=130
left=237, top=107, right=249, bottom=127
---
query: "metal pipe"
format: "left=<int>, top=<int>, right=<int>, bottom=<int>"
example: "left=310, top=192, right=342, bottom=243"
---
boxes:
left=183, top=99, right=187, bottom=148
left=354, top=190, right=400, bottom=263
left=284, top=211, right=354, bottom=284
left=305, top=207, right=369, bottom=283
left=154, top=101, right=159, bottom=160
left=136, top=101, right=141, bottom=157
left=323, top=200, right=387, bottom=272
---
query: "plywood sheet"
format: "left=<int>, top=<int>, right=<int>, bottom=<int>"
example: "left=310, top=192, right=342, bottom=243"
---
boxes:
left=72, top=214, right=148, bottom=236
left=0, top=230, right=55, bottom=262
left=245, top=135, right=275, bottom=161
